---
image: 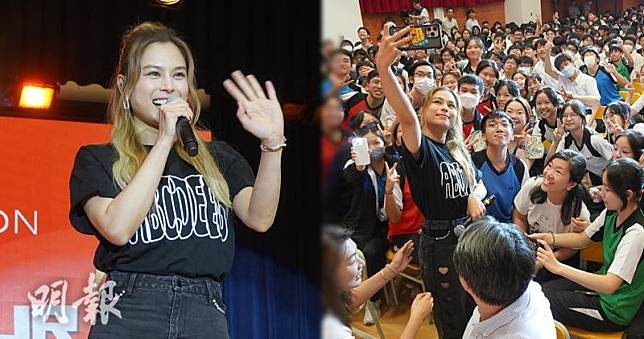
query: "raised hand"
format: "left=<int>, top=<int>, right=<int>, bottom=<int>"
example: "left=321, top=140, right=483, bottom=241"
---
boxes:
left=389, top=240, right=414, bottom=272
left=384, top=162, right=400, bottom=194
left=375, top=23, right=413, bottom=70
left=223, top=70, right=284, bottom=146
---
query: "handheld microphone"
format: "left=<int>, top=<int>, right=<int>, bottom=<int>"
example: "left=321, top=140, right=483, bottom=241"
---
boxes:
left=454, top=195, right=496, bottom=238
left=166, top=97, right=198, bottom=157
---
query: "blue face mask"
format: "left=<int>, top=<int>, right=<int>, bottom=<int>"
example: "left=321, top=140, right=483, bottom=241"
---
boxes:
left=561, top=65, right=576, bottom=78
left=369, top=147, right=386, bottom=162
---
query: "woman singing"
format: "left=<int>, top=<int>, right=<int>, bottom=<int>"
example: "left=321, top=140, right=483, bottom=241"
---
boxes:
left=376, top=24, right=487, bottom=339
left=68, top=22, right=284, bottom=338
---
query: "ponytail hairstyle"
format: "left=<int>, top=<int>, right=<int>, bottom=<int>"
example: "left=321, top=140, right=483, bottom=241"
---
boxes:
left=530, top=150, right=588, bottom=225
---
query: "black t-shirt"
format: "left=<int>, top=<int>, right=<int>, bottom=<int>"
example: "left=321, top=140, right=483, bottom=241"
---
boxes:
left=69, top=141, right=255, bottom=281
left=401, top=135, right=474, bottom=221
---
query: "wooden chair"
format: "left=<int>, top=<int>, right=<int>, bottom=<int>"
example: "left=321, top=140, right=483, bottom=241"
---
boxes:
left=580, top=242, right=603, bottom=271
left=556, top=320, right=571, bottom=339
left=630, top=92, right=641, bottom=105
left=634, top=82, right=642, bottom=93
left=566, top=327, right=624, bottom=339
left=619, top=91, right=628, bottom=100
left=594, top=106, right=606, bottom=121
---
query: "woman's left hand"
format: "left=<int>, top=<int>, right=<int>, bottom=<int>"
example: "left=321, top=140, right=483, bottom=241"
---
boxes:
left=223, top=70, right=284, bottom=145
left=536, top=239, right=563, bottom=275
left=467, top=195, right=486, bottom=221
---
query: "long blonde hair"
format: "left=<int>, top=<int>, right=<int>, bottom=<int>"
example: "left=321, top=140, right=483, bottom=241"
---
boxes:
left=109, top=22, right=231, bottom=207
left=420, top=86, right=477, bottom=189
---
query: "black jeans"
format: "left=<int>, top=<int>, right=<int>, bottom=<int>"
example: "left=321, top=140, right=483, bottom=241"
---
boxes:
left=88, top=271, right=229, bottom=339
left=419, top=227, right=473, bottom=339
left=543, top=278, right=625, bottom=332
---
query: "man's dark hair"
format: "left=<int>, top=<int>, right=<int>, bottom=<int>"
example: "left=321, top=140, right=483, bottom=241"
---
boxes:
left=481, top=109, right=514, bottom=132
left=453, top=218, right=535, bottom=306
left=554, top=53, right=574, bottom=71
left=533, top=38, right=548, bottom=49
left=458, top=74, right=485, bottom=95
left=519, top=56, right=534, bottom=67
left=357, top=26, right=370, bottom=35
left=330, top=49, right=353, bottom=63
left=366, top=69, right=380, bottom=82
left=466, top=9, right=475, bottom=16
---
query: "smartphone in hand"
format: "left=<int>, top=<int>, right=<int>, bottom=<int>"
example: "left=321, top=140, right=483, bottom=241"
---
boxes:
left=352, top=137, right=371, bottom=166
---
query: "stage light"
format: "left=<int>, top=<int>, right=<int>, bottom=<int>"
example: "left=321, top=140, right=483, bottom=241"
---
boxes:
left=156, top=0, right=181, bottom=4
left=18, top=84, right=55, bottom=109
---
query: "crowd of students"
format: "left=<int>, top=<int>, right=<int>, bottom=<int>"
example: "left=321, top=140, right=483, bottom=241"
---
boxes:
left=321, top=2, right=644, bottom=338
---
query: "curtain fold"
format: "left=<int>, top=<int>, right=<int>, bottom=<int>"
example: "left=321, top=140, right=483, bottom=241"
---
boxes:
left=359, top=0, right=504, bottom=14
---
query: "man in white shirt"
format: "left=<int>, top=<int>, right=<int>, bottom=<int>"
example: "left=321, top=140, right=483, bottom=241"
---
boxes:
left=465, top=9, right=480, bottom=31
left=540, top=41, right=600, bottom=110
left=454, top=218, right=556, bottom=339
left=442, top=8, right=458, bottom=33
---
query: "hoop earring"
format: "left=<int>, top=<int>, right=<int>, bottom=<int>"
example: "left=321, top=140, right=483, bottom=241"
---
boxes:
left=123, top=96, right=130, bottom=111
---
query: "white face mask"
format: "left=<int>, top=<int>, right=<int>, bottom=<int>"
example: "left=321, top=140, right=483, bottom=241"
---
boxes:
left=518, top=67, right=531, bottom=74
left=561, top=65, right=576, bottom=78
left=583, top=55, right=597, bottom=67
left=414, top=76, right=435, bottom=96
left=459, top=92, right=480, bottom=110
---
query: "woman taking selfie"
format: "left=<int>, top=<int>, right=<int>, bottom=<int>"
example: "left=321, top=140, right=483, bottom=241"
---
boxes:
left=376, top=23, right=487, bottom=339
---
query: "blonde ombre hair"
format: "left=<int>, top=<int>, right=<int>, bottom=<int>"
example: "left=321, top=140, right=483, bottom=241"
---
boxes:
left=109, top=22, right=231, bottom=207
left=419, top=86, right=477, bottom=189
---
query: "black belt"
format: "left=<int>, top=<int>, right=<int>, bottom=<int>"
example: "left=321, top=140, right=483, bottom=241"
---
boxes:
left=422, top=217, right=468, bottom=232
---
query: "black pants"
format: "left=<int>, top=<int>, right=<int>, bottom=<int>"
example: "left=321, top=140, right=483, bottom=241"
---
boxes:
left=626, top=303, right=644, bottom=338
left=390, top=233, right=420, bottom=265
left=543, top=278, right=626, bottom=332
left=418, top=229, right=473, bottom=339
left=355, top=231, right=388, bottom=302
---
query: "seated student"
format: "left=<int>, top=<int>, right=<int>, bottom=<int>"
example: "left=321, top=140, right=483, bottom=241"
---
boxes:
left=344, top=70, right=385, bottom=127
left=530, top=158, right=644, bottom=334
left=530, top=86, right=562, bottom=176
left=505, top=97, right=537, bottom=169
left=474, top=59, right=500, bottom=115
left=321, top=226, right=432, bottom=339
left=513, top=150, right=591, bottom=282
left=604, top=101, right=634, bottom=144
left=458, top=74, right=485, bottom=139
left=540, top=42, right=601, bottom=110
left=472, top=110, right=529, bottom=223
left=547, top=100, right=613, bottom=186
left=454, top=218, right=556, bottom=339
left=580, top=47, right=626, bottom=107
left=384, top=120, right=424, bottom=265
left=343, top=124, right=393, bottom=324
left=494, top=79, right=520, bottom=111
left=322, top=49, right=362, bottom=99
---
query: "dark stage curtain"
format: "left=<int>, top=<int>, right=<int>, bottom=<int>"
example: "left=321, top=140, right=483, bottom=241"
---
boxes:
left=0, top=1, right=321, bottom=338
left=359, top=0, right=503, bottom=14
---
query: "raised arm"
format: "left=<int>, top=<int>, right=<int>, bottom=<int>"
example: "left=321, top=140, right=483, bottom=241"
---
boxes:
left=541, top=41, right=559, bottom=80
left=224, top=71, right=284, bottom=233
left=375, top=24, right=423, bottom=156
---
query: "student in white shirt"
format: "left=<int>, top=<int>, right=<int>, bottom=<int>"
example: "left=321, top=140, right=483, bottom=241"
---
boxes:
left=540, top=42, right=601, bottom=110
left=530, top=158, right=644, bottom=333
left=410, top=0, right=429, bottom=25
left=455, top=218, right=556, bottom=339
left=514, top=149, right=591, bottom=282
left=546, top=100, right=613, bottom=186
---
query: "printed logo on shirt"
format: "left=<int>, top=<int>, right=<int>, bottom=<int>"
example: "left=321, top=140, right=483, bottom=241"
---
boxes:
left=439, top=162, right=469, bottom=199
left=129, top=175, right=229, bottom=245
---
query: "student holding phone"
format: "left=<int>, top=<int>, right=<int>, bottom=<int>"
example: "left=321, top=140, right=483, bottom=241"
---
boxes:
left=68, top=22, right=284, bottom=338
left=376, top=23, right=488, bottom=339
left=343, top=123, right=396, bottom=324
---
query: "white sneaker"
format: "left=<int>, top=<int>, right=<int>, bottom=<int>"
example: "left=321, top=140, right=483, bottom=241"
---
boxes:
left=363, top=300, right=381, bottom=325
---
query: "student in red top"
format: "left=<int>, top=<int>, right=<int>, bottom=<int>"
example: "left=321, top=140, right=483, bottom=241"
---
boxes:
left=344, top=70, right=384, bottom=128
left=319, top=95, right=349, bottom=182
left=457, top=74, right=485, bottom=139
left=384, top=120, right=424, bottom=264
